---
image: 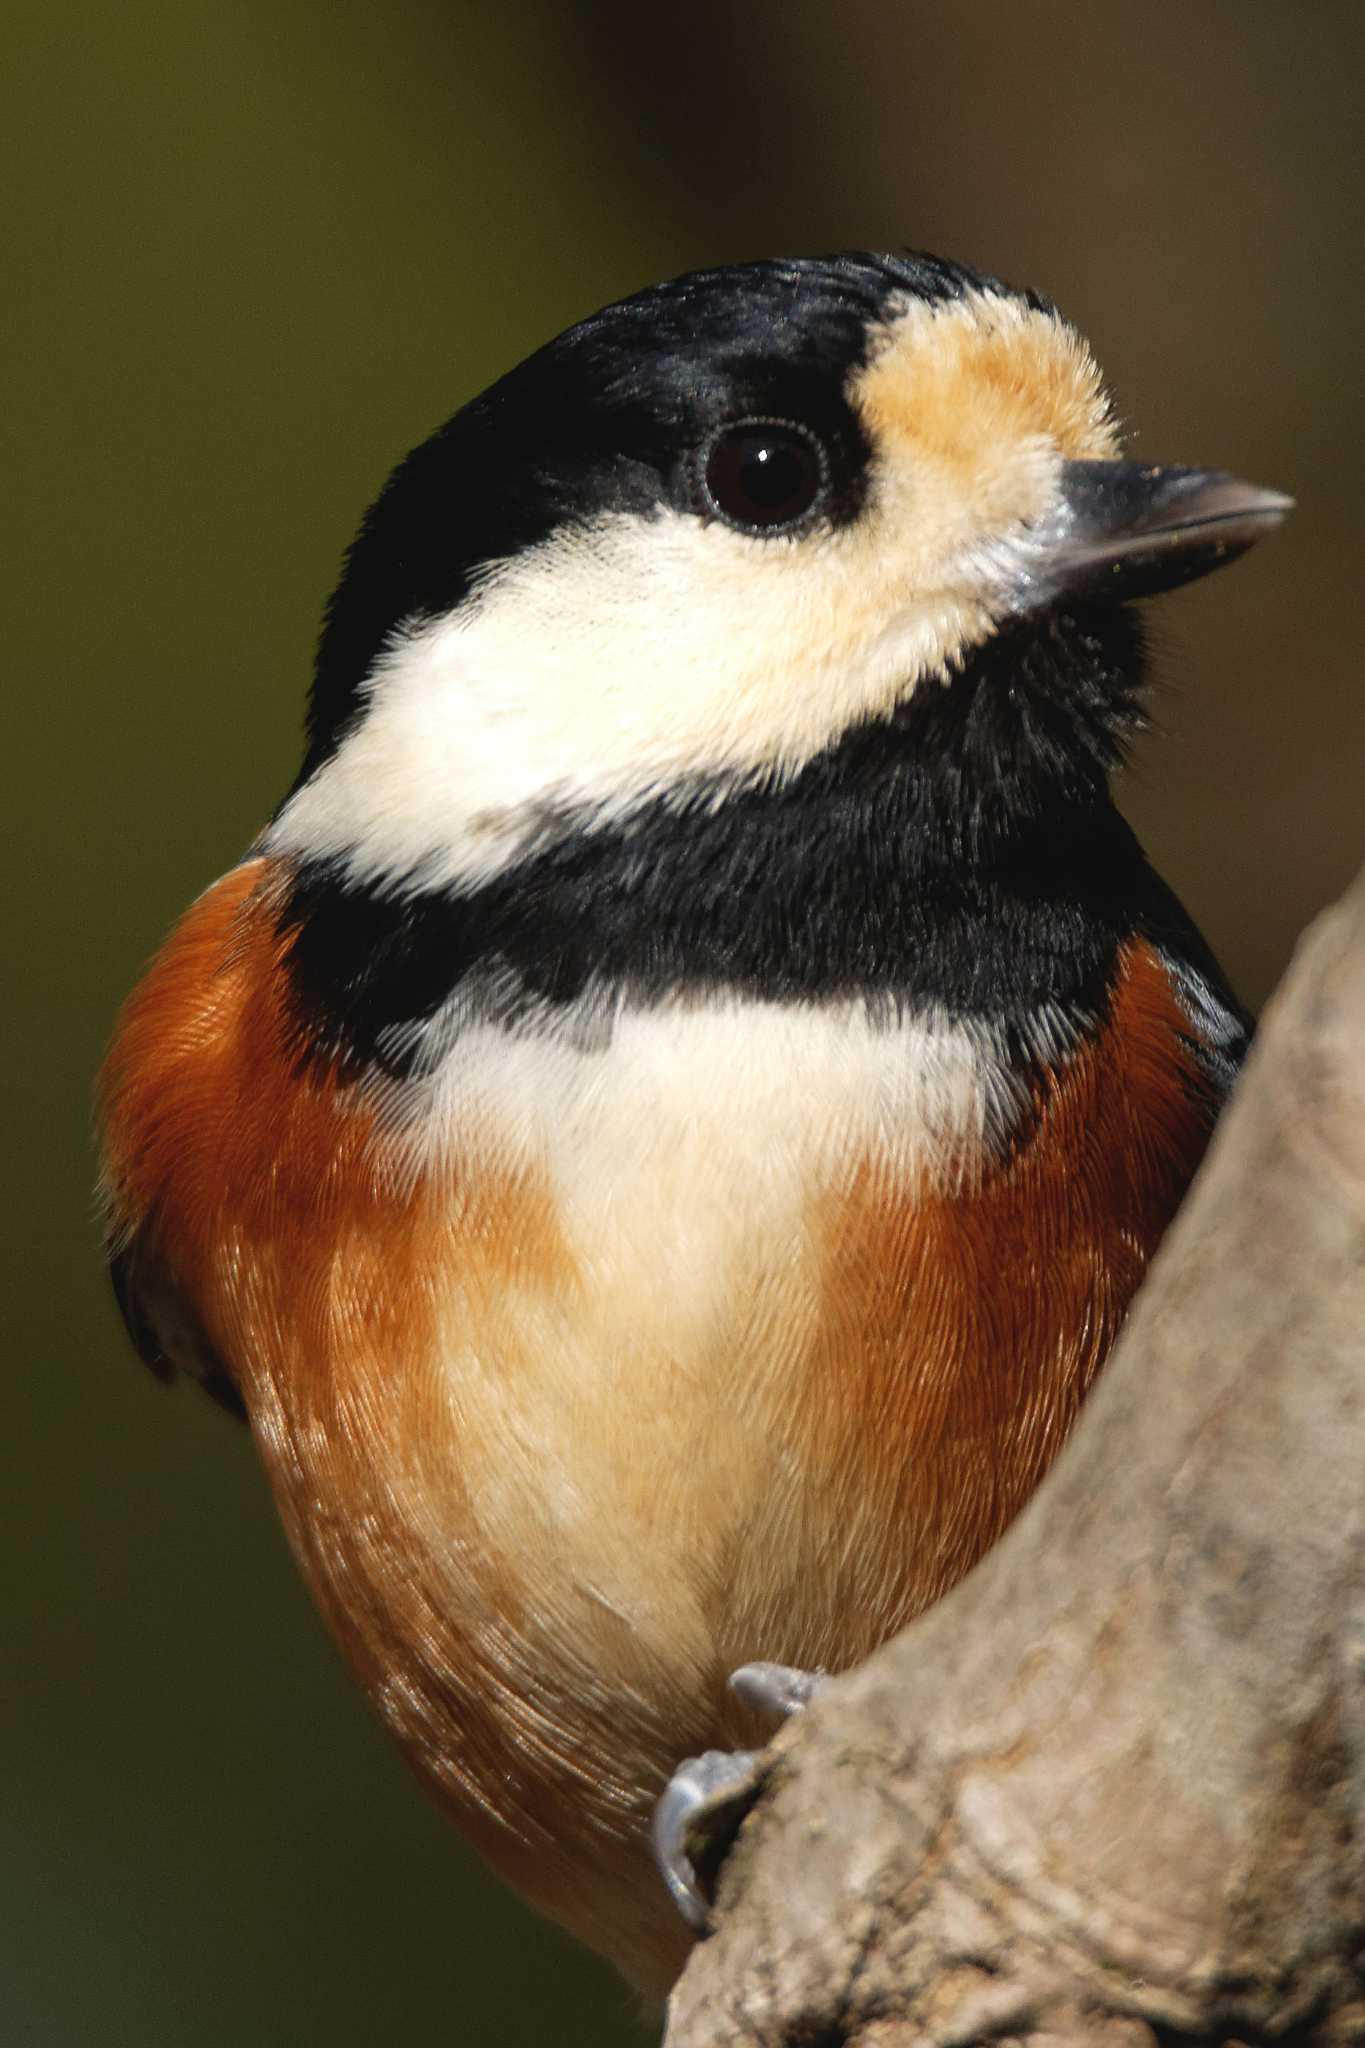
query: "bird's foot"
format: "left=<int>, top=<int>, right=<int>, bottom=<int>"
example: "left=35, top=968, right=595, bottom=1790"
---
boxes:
left=651, top=1662, right=827, bottom=1929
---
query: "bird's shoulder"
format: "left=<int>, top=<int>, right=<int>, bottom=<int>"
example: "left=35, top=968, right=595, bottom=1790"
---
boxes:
left=1133, top=869, right=1253, bottom=1100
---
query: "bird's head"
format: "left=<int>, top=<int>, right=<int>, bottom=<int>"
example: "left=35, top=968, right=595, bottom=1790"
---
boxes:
left=269, top=253, right=1288, bottom=903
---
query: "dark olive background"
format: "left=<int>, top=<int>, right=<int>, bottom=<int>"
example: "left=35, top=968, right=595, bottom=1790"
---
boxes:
left=8, top=3, right=1361, bottom=2042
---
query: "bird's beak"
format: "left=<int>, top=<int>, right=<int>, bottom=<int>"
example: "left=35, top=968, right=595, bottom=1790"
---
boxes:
left=1032, top=461, right=1293, bottom=606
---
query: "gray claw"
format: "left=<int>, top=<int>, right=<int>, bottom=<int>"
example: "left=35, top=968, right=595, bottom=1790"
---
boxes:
left=651, top=1747, right=763, bottom=1930
left=729, top=1660, right=827, bottom=1719
left=653, top=1665, right=828, bottom=1929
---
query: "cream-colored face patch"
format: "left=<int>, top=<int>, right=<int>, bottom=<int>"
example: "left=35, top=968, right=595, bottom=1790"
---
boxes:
left=271, top=288, right=1121, bottom=896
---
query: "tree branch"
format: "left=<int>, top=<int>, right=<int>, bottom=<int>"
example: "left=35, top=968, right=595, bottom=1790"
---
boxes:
left=665, top=868, right=1365, bottom=2047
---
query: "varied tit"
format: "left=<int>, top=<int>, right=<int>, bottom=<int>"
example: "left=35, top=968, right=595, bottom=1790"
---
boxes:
left=99, top=250, right=1290, bottom=1999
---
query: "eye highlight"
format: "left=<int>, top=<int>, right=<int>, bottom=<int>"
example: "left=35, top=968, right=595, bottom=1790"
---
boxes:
left=701, top=418, right=828, bottom=534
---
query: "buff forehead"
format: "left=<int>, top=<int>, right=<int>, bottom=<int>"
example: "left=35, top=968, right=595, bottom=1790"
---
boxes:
left=853, top=287, right=1122, bottom=487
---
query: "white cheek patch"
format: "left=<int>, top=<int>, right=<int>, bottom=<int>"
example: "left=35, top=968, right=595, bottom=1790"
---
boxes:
left=267, top=502, right=1001, bottom=897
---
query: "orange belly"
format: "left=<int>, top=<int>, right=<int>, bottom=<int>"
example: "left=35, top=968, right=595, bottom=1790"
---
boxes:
left=99, top=858, right=1218, bottom=1993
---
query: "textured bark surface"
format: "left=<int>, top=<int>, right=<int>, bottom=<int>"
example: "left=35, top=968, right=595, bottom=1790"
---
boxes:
left=665, top=869, right=1365, bottom=2048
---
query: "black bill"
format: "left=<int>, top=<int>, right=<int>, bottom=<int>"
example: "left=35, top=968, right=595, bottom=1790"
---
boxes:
left=1044, top=461, right=1293, bottom=604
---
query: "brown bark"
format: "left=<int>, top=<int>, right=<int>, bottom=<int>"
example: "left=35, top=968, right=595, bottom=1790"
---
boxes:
left=665, top=869, right=1365, bottom=2047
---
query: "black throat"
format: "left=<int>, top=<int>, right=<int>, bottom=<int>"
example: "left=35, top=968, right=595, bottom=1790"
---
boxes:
left=279, top=604, right=1182, bottom=1080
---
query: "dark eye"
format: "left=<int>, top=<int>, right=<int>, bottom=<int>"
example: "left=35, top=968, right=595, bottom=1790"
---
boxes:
left=701, top=418, right=827, bottom=533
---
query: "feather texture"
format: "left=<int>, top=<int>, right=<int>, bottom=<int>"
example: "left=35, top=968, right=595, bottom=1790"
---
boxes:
left=100, top=857, right=1223, bottom=1991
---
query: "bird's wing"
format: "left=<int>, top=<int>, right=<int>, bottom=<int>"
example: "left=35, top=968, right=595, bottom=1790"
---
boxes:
left=108, top=1225, right=247, bottom=1420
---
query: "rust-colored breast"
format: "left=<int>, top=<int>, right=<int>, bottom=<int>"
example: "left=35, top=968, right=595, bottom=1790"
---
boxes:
left=100, top=862, right=567, bottom=1394
left=100, top=883, right=1222, bottom=1992
left=788, top=939, right=1220, bottom=1653
left=99, top=860, right=595, bottom=1908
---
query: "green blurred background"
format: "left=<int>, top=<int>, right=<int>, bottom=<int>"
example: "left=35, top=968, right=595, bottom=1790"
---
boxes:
left=7, top=3, right=1362, bottom=2041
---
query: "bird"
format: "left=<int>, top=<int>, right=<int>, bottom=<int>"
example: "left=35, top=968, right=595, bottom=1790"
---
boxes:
left=98, top=250, right=1290, bottom=2000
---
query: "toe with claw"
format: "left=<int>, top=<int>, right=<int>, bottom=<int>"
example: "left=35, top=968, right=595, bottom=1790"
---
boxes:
left=651, top=1746, right=765, bottom=1929
left=729, top=1660, right=827, bottom=1720
left=651, top=1662, right=829, bottom=1928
